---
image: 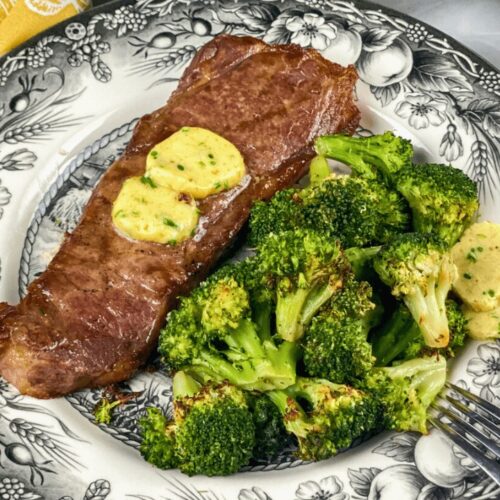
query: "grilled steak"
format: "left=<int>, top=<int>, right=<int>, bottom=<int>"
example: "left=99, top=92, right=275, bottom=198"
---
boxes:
left=0, top=35, right=359, bottom=398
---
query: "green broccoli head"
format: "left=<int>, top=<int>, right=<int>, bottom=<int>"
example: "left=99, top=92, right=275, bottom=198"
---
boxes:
left=302, top=175, right=410, bottom=248
left=139, top=374, right=256, bottom=476
left=159, top=262, right=299, bottom=392
left=268, top=377, right=380, bottom=461
left=257, top=229, right=350, bottom=342
left=374, top=233, right=457, bottom=348
left=314, top=131, right=413, bottom=181
left=396, top=163, right=479, bottom=246
left=248, top=393, right=291, bottom=463
left=249, top=188, right=303, bottom=247
left=302, top=278, right=377, bottom=384
left=174, top=381, right=255, bottom=476
left=362, top=356, right=447, bottom=434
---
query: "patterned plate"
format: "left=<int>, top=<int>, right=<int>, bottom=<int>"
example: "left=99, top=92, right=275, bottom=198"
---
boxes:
left=0, top=1, right=499, bottom=498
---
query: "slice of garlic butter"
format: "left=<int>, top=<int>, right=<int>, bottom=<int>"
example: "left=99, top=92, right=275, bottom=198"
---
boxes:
left=146, top=127, right=246, bottom=199
left=112, top=176, right=198, bottom=245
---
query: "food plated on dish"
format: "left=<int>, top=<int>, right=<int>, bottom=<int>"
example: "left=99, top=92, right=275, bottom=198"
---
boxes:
left=0, top=20, right=499, bottom=486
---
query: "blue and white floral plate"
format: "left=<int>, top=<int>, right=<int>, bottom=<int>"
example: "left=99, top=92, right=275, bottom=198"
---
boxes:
left=0, top=1, right=499, bottom=498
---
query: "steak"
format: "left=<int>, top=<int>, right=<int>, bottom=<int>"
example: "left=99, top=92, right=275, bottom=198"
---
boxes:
left=0, top=35, right=359, bottom=398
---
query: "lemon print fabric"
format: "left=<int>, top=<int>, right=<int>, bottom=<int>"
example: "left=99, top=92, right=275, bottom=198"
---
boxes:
left=0, top=0, right=91, bottom=56
left=112, top=176, right=199, bottom=245
left=147, top=127, right=246, bottom=199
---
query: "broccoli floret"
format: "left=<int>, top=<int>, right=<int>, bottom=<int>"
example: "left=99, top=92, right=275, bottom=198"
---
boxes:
left=159, top=265, right=299, bottom=391
left=374, top=233, right=457, bottom=348
left=268, top=377, right=380, bottom=461
left=396, top=163, right=479, bottom=247
left=302, top=278, right=377, bottom=383
left=249, top=188, right=302, bottom=247
left=94, top=398, right=121, bottom=425
left=257, top=229, right=350, bottom=342
left=249, top=176, right=409, bottom=250
left=315, top=131, right=413, bottom=181
left=139, top=407, right=178, bottom=469
left=248, top=393, right=291, bottom=463
left=139, top=373, right=255, bottom=476
left=301, top=175, right=410, bottom=248
left=362, top=356, right=447, bottom=434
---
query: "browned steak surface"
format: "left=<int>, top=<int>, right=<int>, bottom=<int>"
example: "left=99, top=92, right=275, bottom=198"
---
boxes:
left=0, top=35, right=359, bottom=398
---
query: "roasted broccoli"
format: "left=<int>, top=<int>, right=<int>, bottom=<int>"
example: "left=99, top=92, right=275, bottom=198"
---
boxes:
left=139, top=373, right=255, bottom=476
left=268, top=377, right=380, bottom=461
left=361, top=356, right=447, bottom=434
left=159, top=264, right=299, bottom=391
left=374, top=233, right=457, bottom=348
left=396, top=163, right=479, bottom=246
left=302, top=278, right=377, bottom=384
left=301, top=175, right=410, bottom=248
left=257, top=229, right=350, bottom=342
left=249, top=175, right=409, bottom=249
left=315, top=131, right=413, bottom=181
left=249, top=188, right=302, bottom=247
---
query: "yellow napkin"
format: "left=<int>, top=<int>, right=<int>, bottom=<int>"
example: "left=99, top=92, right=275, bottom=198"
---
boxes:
left=0, top=0, right=91, bottom=56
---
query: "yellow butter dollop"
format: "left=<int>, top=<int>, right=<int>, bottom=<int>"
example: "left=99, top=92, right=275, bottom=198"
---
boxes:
left=112, top=176, right=198, bottom=245
left=146, top=127, right=246, bottom=199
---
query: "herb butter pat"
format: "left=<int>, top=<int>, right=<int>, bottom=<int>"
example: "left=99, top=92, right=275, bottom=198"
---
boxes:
left=146, top=127, right=246, bottom=199
left=451, top=221, right=500, bottom=312
left=112, top=177, right=198, bottom=244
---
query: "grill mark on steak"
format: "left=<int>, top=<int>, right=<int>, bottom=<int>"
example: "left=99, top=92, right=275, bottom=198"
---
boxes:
left=0, top=35, right=359, bottom=398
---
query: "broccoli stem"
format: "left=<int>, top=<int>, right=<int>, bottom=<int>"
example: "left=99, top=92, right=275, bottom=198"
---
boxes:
left=276, top=287, right=311, bottom=342
left=277, top=283, right=338, bottom=342
left=372, top=305, right=420, bottom=366
left=173, top=372, right=201, bottom=399
left=253, top=298, right=273, bottom=343
left=315, top=135, right=379, bottom=179
left=405, top=276, right=449, bottom=348
left=309, top=155, right=330, bottom=185
left=189, top=319, right=299, bottom=391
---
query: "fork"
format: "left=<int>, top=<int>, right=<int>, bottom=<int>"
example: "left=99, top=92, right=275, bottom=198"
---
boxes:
left=429, top=382, right=500, bottom=486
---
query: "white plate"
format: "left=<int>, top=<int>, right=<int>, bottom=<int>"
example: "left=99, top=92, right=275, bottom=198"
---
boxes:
left=0, top=1, right=499, bottom=498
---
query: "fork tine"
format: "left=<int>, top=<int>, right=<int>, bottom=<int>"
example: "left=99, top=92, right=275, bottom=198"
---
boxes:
left=432, top=402, right=500, bottom=457
left=429, top=417, right=500, bottom=485
left=445, top=395, right=500, bottom=440
left=446, top=382, right=500, bottom=424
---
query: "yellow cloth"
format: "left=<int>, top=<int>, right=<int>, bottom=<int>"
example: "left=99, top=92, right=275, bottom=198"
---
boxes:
left=0, top=0, right=91, bottom=56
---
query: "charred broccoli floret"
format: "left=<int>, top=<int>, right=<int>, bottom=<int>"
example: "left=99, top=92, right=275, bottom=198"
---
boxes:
left=301, top=175, right=410, bottom=248
left=159, top=264, right=299, bottom=391
left=139, top=373, right=255, bottom=476
left=268, top=377, right=380, bottom=461
left=361, top=356, right=447, bottom=434
left=257, top=229, right=350, bottom=342
left=248, top=175, right=409, bottom=249
left=302, top=278, right=378, bottom=384
left=374, top=233, right=457, bottom=348
left=249, top=188, right=302, bottom=247
left=315, top=131, right=413, bottom=181
left=396, top=163, right=479, bottom=247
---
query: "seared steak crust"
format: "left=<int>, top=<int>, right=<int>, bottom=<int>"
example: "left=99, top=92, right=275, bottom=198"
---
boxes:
left=0, top=35, right=359, bottom=398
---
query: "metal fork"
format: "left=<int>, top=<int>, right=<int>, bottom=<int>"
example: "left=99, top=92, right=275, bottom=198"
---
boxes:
left=429, top=382, right=500, bottom=486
